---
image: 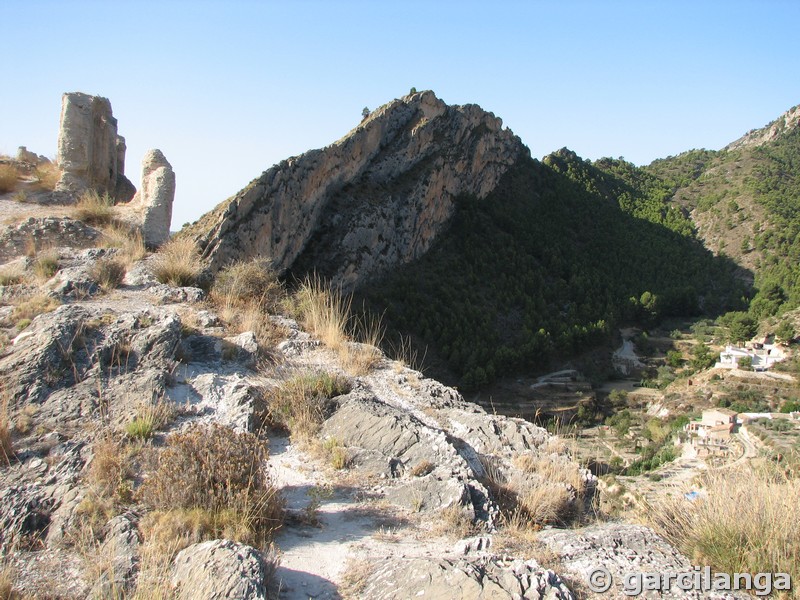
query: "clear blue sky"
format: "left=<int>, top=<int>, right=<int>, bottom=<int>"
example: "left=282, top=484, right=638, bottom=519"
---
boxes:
left=2, top=1, right=799, bottom=229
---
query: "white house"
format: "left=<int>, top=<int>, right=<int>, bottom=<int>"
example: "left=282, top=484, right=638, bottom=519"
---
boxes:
left=716, top=344, right=785, bottom=371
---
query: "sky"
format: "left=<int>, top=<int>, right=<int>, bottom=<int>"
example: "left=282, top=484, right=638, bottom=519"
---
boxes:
left=2, top=1, right=799, bottom=230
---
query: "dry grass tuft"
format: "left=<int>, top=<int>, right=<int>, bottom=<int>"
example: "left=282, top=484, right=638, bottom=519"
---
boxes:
left=100, top=223, right=147, bottom=266
left=211, top=258, right=283, bottom=312
left=0, top=265, right=25, bottom=287
left=318, top=437, right=352, bottom=470
left=647, top=465, right=800, bottom=594
left=292, top=275, right=350, bottom=349
left=140, top=424, right=283, bottom=552
left=265, top=372, right=351, bottom=443
left=409, top=460, right=435, bottom=477
left=480, top=453, right=585, bottom=528
left=0, top=165, right=18, bottom=194
left=513, top=453, right=587, bottom=497
left=87, top=437, right=135, bottom=500
left=291, top=275, right=384, bottom=375
left=430, top=503, right=476, bottom=539
left=124, top=399, right=176, bottom=440
left=339, top=558, right=375, bottom=599
left=73, top=190, right=115, bottom=226
left=211, top=258, right=286, bottom=351
left=90, top=257, right=126, bottom=291
left=0, top=391, right=13, bottom=466
left=32, top=249, right=59, bottom=281
left=7, top=294, right=60, bottom=330
left=33, top=162, right=60, bottom=191
left=0, top=563, right=18, bottom=599
left=151, top=237, right=202, bottom=287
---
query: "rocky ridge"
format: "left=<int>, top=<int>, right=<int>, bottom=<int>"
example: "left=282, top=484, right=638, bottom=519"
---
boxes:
left=187, top=91, right=527, bottom=289
left=724, top=104, right=800, bottom=151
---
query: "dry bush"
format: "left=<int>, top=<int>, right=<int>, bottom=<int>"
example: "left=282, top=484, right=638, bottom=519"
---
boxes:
left=0, top=265, right=24, bottom=287
left=100, top=224, right=147, bottom=265
left=647, top=466, right=800, bottom=595
left=90, top=257, right=126, bottom=291
left=124, top=399, right=176, bottom=440
left=140, top=424, right=282, bottom=550
left=0, top=165, right=18, bottom=194
left=151, top=237, right=202, bottom=287
left=32, top=249, right=59, bottom=281
left=479, top=454, right=584, bottom=527
left=211, top=258, right=283, bottom=312
left=73, top=190, right=115, bottom=226
left=33, top=162, right=60, bottom=191
left=265, top=372, right=351, bottom=442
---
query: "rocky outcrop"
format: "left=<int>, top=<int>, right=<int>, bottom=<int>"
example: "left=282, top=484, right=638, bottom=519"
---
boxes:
left=55, top=92, right=135, bottom=201
left=725, top=104, right=800, bottom=151
left=171, top=540, right=275, bottom=600
left=133, top=149, right=175, bottom=248
left=16, top=147, right=48, bottom=165
left=0, top=217, right=102, bottom=263
left=359, top=556, right=574, bottom=600
left=320, top=365, right=593, bottom=523
left=188, top=91, right=526, bottom=289
left=537, top=523, right=751, bottom=599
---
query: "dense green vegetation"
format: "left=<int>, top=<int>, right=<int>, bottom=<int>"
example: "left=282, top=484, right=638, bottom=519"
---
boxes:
left=746, top=126, right=800, bottom=314
left=644, top=116, right=800, bottom=325
left=362, top=151, right=744, bottom=389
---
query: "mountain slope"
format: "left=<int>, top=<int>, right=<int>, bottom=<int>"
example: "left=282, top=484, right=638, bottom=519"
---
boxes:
left=361, top=151, right=744, bottom=388
left=645, top=104, right=800, bottom=319
left=185, top=91, right=753, bottom=389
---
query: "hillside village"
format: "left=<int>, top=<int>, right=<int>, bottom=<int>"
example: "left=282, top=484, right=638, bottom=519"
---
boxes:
left=1, top=91, right=799, bottom=599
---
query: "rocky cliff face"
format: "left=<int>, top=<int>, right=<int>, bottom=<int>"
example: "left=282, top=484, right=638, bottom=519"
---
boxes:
left=55, top=92, right=135, bottom=202
left=189, top=91, right=527, bottom=289
left=725, top=104, right=800, bottom=151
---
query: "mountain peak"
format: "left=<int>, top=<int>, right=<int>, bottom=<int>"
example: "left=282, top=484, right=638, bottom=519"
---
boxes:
left=725, top=104, right=800, bottom=151
left=188, top=92, right=527, bottom=289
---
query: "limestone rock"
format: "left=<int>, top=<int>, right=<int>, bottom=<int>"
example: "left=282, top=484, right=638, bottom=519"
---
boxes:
left=134, top=149, right=175, bottom=248
left=88, top=514, right=141, bottom=598
left=0, top=217, right=102, bottom=263
left=187, top=90, right=527, bottom=290
left=726, top=104, right=800, bottom=151
left=55, top=92, right=133, bottom=200
left=537, top=523, right=751, bottom=599
left=359, top=556, right=574, bottom=600
left=171, top=539, right=274, bottom=600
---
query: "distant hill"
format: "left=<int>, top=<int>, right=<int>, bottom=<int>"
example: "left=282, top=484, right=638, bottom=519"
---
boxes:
left=187, top=93, right=800, bottom=389
left=645, top=104, right=800, bottom=320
